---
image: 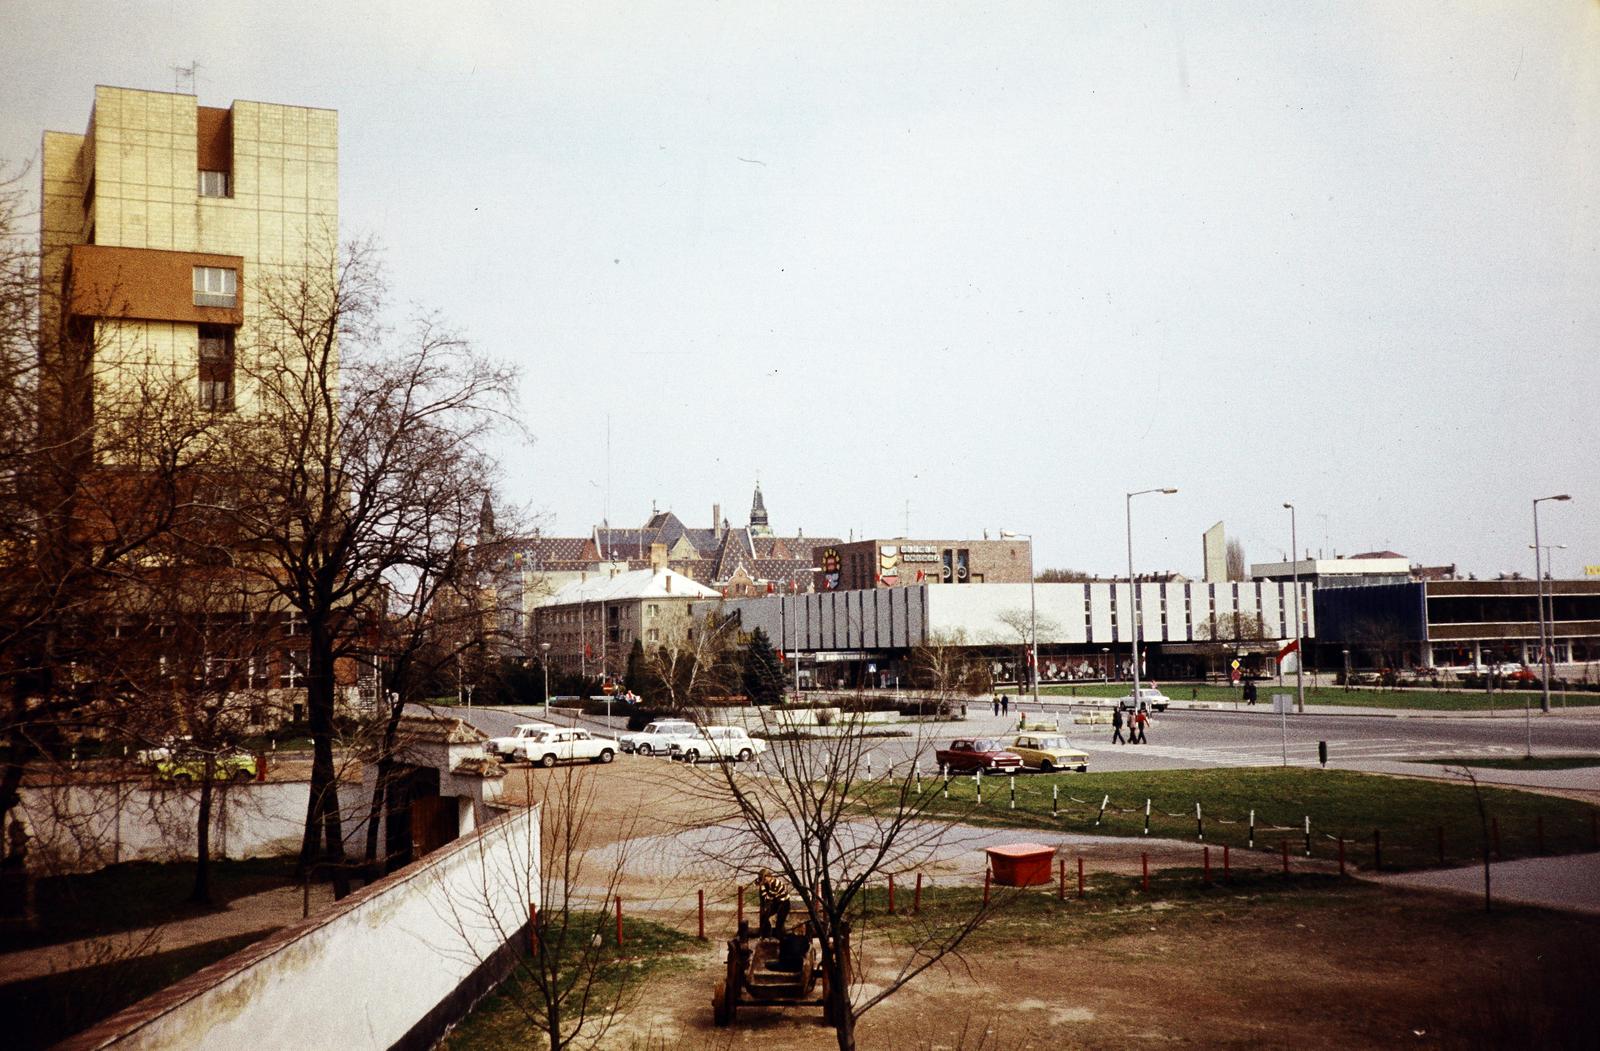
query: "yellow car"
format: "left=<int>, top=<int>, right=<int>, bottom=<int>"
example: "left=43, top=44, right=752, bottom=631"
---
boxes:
left=1009, top=733, right=1090, bottom=773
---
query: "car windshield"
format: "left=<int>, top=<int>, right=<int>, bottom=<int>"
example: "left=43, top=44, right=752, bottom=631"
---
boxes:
left=974, top=739, right=1002, bottom=751
left=1034, top=737, right=1069, bottom=749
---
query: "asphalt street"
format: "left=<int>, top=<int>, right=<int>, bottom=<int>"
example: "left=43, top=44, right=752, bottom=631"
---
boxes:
left=430, top=700, right=1600, bottom=788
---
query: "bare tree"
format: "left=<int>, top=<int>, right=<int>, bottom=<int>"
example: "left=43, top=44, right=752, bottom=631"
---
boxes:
left=1195, top=611, right=1267, bottom=681
left=638, top=611, right=739, bottom=711
left=990, top=607, right=1060, bottom=689
left=106, top=568, right=279, bottom=904
left=211, top=237, right=518, bottom=884
left=1225, top=538, right=1246, bottom=581
left=687, top=717, right=998, bottom=1051
left=360, top=507, right=525, bottom=877
left=1034, top=567, right=1091, bottom=583
left=432, top=763, right=645, bottom=1051
left=909, top=629, right=990, bottom=708
left=0, top=167, right=223, bottom=858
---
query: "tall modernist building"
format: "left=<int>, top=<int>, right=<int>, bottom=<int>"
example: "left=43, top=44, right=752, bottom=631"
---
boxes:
left=40, top=85, right=337, bottom=428
left=36, top=86, right=341, bottom=723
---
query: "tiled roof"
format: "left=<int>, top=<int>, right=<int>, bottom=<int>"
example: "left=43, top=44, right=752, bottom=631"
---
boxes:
left=542, top=568, right=721, bottom=605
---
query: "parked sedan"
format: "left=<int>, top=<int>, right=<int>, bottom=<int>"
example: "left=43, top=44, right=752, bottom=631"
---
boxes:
left=620, top=719, right=699, bottom=756
left=934, top=738, right=1023, bottom=773
left=1009, top=734, right=1090, bottom=773
left=1113, top=687, right=1173, bottom=712
left=154, top=749, right=258, bottom=784
left=487, top=721, right=557, bottom=761
left=669, top=726, right=768, bottom=763
left=520, top=728, right=619, bottom=767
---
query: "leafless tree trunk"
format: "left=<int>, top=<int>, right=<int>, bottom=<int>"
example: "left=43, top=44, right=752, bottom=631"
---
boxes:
left=208, top=236, right=519, bottom=887
left=684, top=714, right=1000, bottom=1051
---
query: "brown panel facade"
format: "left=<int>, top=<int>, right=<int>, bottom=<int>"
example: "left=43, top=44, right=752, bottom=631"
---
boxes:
left=195, top=106, right=233, bottom=172
left=67, top=244, right=244, bottom=325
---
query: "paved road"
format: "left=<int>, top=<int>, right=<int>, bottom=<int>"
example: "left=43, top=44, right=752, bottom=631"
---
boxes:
left=435, top=700, right=1600, bottom=791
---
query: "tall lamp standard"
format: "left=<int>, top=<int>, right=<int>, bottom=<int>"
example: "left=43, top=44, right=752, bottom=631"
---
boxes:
left=540, top=641, right=551, bottom=718
left=1126, top=488, right=1178, bottom=711
left=1533, top=494, right=1571, bottom=713
left=1000, top=531, right=1039, bottom=708
left=1284, top=502, right=1305, bottom=714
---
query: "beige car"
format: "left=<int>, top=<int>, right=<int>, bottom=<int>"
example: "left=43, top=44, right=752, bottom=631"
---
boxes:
left=1009, top=733, right=1090, bottom=773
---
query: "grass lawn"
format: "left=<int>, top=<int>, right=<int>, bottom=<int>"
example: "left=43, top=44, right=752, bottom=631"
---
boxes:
left=1408, top=755, right=1600, bottom=771
left=1036, top=681, right=1600, bottom=711
left=0, top=855, right=300, bottom=952
left=444, top=914, right=701, bottom=1050
left=0, top=928, right=276, bottom=1050
left=864, top=767, right=1600, bottom=870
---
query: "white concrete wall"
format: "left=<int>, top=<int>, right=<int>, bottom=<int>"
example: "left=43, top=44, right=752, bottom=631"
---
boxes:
left=17, top=779, right=367, bottom=875
left=719, top=581, right=1315, bottom=655
left=59, top=804, right=540, bottom=1051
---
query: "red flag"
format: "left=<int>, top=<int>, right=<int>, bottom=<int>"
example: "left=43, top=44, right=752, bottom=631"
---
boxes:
left=766, top=581, right=775, bottom=594
left=915, top=569, right=925, bottom=582
left=1278, top=639, right=1299, bottom=661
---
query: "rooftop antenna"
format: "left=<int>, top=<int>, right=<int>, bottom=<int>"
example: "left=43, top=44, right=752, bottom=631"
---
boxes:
left=172, top=61, right=201, bottom=95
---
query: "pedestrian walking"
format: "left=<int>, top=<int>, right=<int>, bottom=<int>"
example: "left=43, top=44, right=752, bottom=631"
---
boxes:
left=1111, top=706, right=1125, bottom=745
left=993, top=695, right=1001, bottom=717
left=1133, top=706, right=1149, bottom=744
left=1000, top=694, right=1010, bottom=716
left=1244, top=678, right=1257, bottom=706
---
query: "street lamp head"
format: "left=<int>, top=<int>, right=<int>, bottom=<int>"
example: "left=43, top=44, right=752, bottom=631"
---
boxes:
left=539, top=641, right=551, bottom=654
left=1161, top=488, right=1178, bottom=494
left=1536, top=494, right=1572, bottom=503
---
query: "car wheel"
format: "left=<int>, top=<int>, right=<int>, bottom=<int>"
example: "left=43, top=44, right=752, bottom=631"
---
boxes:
left=1039, top=759, right=1055, bottom=773
left=597, top=749, right=615, bottom=764
left=173, top=772, right=193, bottom=786
left=231, top=767, right=254, bottom=783
left=737, top=748, right=753, bottom=763
left=1077, top=764, right=1088, bottom=773
left=540, top=753, right=558, bottom=768
left=636, top=743, right=653, bottom=757
left=685, top=749, right=700, bottom=763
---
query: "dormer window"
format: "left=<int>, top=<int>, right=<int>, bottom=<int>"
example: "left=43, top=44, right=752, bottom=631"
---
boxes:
left=198, top=170, right=231, bottom=197
left=193, top=266, right=237, bottom=308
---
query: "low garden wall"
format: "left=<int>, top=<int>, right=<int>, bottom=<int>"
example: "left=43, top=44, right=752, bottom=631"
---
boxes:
left=57, top=802, right=540, bottom=1051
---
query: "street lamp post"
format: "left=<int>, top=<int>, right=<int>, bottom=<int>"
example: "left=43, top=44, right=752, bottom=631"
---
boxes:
left=1284, top=503, right=1304, bottom=713
left=1533, top=495, right=1572, bottom=713
left=540, top=641, right=551, bottom=718
left=1126, top=489, right=1178, bottom=712
left=1000, top=531, right=1040, bottom=708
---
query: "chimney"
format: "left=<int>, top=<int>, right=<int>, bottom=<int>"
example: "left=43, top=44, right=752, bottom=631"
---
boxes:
left=665, top=574, right=673, bottom=594
left=713, top=504, right=722, bottom=539
left=649, top=541, right=668, bottom=572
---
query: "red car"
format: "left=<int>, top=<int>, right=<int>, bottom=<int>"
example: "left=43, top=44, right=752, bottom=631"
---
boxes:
left=934, top=738, right=1023, bottom=774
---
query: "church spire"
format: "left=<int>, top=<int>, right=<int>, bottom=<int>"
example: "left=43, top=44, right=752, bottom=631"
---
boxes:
left=749, top=482, right=772, bottom=538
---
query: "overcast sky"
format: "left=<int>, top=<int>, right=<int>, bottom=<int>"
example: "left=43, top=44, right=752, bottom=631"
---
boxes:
left=4, top=2, right=1596, bottom=578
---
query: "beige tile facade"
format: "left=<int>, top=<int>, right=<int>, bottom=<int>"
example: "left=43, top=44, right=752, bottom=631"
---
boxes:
left=42, top=86, right=338, bottom=419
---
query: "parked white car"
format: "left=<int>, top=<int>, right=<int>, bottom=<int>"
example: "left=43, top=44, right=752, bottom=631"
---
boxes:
left=487, top=722, right=556, bottom=761
left=520, top=727, right=619, bottom=767
left=1113, top=687, right=1173, bottom=712
left=670, top=725, right=768, bottom=763
left=620, top=719, right=699, bottom=756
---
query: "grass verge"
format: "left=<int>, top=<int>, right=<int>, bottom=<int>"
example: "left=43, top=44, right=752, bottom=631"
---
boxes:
left=862, top=767, right=1600, bottom=870
left=0, top=928, right=276, bottom=1050
left=1406, top=755, right=1600, bottom=771
left=0, top=855, right=300, bottom=952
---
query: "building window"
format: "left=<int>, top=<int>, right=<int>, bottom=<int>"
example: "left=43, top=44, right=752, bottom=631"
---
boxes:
left=198, top=170, right=231, bottom=198
left=199, top=378, right=233, bottom=411
left=193, top=266, right=237, bottom=307
left=198, top=323, right=235, bottom=412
